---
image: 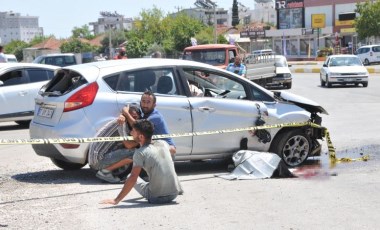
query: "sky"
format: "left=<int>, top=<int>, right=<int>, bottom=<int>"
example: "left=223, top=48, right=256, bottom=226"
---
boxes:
left=1, top=0, right=256, bottom=39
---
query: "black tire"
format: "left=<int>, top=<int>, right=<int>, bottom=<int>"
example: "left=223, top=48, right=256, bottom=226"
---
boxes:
left=364, top=59, right=370, bottom=66
left=363, top=82, right=368, bottom=87
left=269, top=129, right=311, bottom=167
left=51, top=158, right=86, bottom=170
left=320, top=74, right=325, bottom=87
left=15, top=120, right=31, bottom=127
left=326, top=76, right=332, bottom=88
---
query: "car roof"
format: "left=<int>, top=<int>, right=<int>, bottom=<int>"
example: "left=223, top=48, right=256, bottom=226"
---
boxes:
left=0, top=62, right=59, bottom=70
left=184, top=44, right=236, bottom=51
left=328, top=54, right=359, bottom=58
left=37, top=53, right=75, bottom=57
left=63, top=58, right=239, bottom=83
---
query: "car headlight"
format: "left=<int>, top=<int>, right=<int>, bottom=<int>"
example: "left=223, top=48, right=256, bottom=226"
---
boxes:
left=283, top=73, right=291, bottom=78
left=329, top=72, right=340, bottom=76
left=358, top=72, right=368, bottom=75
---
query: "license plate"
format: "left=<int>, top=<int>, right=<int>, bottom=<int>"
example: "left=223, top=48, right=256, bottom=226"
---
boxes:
left=37, top=107, right=54, bottom=118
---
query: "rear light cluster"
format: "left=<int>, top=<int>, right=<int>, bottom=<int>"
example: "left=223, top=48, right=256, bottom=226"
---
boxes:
left=63, top=82, right=99, bottom=112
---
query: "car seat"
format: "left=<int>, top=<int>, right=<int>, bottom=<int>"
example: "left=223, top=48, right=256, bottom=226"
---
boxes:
left=134, top=70, right=156, bottom=92
left=156, top=76, right=173, bottom=94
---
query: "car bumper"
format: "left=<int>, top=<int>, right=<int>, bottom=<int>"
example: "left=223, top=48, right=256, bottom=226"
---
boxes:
left=329, top=75, right=368, bottom=83
left=266, top=77, right=292, bottom=87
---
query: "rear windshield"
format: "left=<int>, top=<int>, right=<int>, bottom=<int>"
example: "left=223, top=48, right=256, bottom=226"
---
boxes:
left=183, top=49, right=226, bottom=66
left=40, top=69, right=87, bottom=96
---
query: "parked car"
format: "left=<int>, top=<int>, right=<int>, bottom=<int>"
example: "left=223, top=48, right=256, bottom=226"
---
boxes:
left=252, top=49, right=275, bottom=57
left=320, top=54, right=369, bottom=88
left=0, top=63, right=59, bottom=126
left=5, top=54, right=18, bottom=63
left=265, top=55, right=292, bottom=89
left=33, top=53, right=79, bottom=67
left=29, top=59, right=327, bottom=170
left=354, top=45, right=380, bottom=65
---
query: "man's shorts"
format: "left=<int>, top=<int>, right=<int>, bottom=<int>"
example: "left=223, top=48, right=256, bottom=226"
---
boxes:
left=98, top=148, right=135, bottom=169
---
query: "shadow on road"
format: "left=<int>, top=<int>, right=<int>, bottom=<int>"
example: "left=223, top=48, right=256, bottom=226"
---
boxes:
left=0, top=123, right=29, bottom=131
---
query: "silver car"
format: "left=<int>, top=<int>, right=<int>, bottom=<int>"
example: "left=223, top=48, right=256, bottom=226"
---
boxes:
left=29, top=59, right=327, bottom=169
left=0, top=63, right=58, bottom=126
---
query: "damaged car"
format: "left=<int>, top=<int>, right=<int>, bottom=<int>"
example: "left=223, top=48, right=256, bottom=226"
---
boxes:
left=29, top=59, right=328, bottom=170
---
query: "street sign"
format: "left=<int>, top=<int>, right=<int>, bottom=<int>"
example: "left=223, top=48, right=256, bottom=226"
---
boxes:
left=302, top=28, right=314, bottom=35
left=240, top=30, right=266, bottom=39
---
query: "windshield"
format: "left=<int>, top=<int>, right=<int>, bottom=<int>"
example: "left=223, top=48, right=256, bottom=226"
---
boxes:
left=275, top=58, right=287, bottom=67
left=183, top=50, right=226, bottom=66
left=329, top=57, right=362, bottom=66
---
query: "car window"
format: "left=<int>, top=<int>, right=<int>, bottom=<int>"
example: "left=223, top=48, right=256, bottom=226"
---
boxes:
left=104, top=68, right=178, bottom=95
left=183, top=68, right=247, bottom=99
left=0, top=70, right=28, bottom=86
left=373, top=46, right=380, bottom=52
left=42, top=70, right=87, bottom=96
left=27, top=69, right=52, bottom=83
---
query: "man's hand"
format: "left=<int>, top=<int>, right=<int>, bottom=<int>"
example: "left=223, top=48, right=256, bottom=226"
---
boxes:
left=122, top=105, right=130, bottom=116
left=117, top=114, right=126, bottom=125
left=99, top=199, right=119, bottom=205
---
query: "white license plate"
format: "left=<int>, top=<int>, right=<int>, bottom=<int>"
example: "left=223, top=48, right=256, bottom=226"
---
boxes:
left=37, top=107, right=55, bottom=118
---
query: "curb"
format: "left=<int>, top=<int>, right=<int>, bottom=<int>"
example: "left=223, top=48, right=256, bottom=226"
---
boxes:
left=290, top=66, right=380, bottom=74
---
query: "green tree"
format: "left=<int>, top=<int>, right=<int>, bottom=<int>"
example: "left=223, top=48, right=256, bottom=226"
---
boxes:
left=232, top=0, right=240, bottom=27
left=355, top=0, right=380, bottom=40
left=4, top=40, right=29, bottom=61
left=60, top=38, right=98, bottom=53
left=100, top=30, right=127, bottom=54
left=133, top=6, right=166, bottom=45
left=125, top=34, right=148, bottom=58
left=72, top=25, right=95, bottom=40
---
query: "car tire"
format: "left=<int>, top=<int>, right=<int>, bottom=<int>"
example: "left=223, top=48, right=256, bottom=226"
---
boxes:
left=269, top=129, right=311, bottom=167
left=363, top=82, right=368, bottom=87
left=51, top=158, right=86, bottom=170
left=326, top=76, right=332, bottom=88
left=320, top=74, right=325, bottom=87
left=15, top=120, right=31, bottom=127
left=364, top=59, right=370, bottom=66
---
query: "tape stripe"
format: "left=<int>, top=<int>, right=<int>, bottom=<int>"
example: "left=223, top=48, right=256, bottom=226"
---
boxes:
left=0, top=120, right=369, bottom=167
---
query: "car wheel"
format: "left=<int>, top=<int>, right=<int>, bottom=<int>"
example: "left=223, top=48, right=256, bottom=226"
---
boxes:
left=364, top=59, right=370, bottom=66
left=320, top=74, right=325, bottom=87
left=51, top=158, right=86, bottom=170
left=326, top=76, right=332, bottom=88
left=269, top=129, right=311, bottom=167
left=15, top=120, right=31, bottom=127
left=363, top=82, right=368, bottom=87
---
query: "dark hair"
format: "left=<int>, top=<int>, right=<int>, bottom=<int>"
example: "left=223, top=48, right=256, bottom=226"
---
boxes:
left=143, top=90, right=156, bottom=104
left=132, top=119, right=154, bottom=140
left=129, top=105, right=141, bottom=118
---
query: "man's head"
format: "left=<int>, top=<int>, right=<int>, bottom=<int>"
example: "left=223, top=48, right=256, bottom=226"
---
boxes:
left=234, top=56, right=242, bottom=66
left=131, top=119, right=154, bottom=143
left=119, top=47, right=126, bottom=56
left=140, top=90, right=156, bottom=115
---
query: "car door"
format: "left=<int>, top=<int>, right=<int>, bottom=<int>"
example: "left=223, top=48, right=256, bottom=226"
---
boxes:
left=181, top=68, right=261, bottom=157
left=0, top=67, right=31, bottom=119
left=114, top=68, right=193, bottom=157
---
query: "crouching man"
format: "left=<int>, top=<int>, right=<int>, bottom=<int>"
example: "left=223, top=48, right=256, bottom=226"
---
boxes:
left=100, top=119, right=183, bottom=205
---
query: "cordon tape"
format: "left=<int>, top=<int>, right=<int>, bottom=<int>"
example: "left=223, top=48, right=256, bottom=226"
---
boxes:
left=0, top=121, right=370, bottom=167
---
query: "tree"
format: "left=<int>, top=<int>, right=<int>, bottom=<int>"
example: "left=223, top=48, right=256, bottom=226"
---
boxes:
left=72, top=25, right=95, bottom=40
left=60, top=38, right=98, bottom=53
left=232, top=0, right=240, bottom=27
left=125, top=34, right=148, bottom=58
left=4, top=40, right=29, bottom=61
left=355, top=1, right=380, bottom=40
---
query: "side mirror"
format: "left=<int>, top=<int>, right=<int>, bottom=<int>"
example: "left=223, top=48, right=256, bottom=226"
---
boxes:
left=323, top=64, right=327, bottom=67
left=0, top=80, right=3, bottom=86
left=288, top=64, right=292, bottom=67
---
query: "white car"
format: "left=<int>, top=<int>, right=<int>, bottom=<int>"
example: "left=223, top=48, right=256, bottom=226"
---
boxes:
left=29, top=59, right=327, bottom=169
left=320, top=55, right=369, bottom=88
left=5, top=54, right=18, bottom=63
left=354, top=44, right=380, bottom=65
left=0, top=63, right=58, bottom=126
left=266, top=55, right=292, bottom=89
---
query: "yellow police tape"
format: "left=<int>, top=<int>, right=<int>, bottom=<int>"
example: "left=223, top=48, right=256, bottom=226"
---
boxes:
left=0, top=121, right=370, bottom=167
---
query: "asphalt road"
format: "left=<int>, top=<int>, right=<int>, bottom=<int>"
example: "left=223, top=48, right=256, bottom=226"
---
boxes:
left=0, top=74, right=379, bottom=230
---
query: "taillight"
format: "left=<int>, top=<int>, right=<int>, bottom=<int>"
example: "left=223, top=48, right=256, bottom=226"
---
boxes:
left=63, top=82, right=98, bottom=112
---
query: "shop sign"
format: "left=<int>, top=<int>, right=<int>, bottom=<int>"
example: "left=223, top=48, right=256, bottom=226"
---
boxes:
left=340, top=28, right=356, bottom=33
left=312, top=14, right=326, bottom=28
left=240, top=30, right=266, bottom=39
left=276, top=0, right=304, bottom=10
left=302, top=28, right=314, bottom=35
left=335, top=20, right=354, bottom=26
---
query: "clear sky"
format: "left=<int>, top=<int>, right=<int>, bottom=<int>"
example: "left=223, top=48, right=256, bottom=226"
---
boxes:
left=1, top=0, right=256, bottom=39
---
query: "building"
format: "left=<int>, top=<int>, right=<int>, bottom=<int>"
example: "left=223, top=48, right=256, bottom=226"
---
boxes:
left=0, top=11, right=43, bottom=45
left=89, top=11, right=133, bottom=35
left=266, top=0, right=367, bottom=60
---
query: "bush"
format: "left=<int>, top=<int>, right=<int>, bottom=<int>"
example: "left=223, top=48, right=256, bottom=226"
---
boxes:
left=317, top=47, right=333, bottom=57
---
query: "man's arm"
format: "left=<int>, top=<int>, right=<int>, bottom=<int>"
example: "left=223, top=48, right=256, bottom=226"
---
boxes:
left=100, top=166, right=142, bottom=205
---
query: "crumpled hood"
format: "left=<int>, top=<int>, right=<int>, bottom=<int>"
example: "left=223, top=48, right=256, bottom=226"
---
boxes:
left=274, top=91, right=328, bottom=115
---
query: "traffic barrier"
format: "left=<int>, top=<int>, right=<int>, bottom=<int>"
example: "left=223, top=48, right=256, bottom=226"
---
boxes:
left=0, top=121, right=370, bottom=167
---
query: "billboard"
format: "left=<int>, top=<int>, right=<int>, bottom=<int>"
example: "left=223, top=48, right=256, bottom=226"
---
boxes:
left=311, top=14, right=326, bottom=28
left=278, top=8, right=303, bottom=29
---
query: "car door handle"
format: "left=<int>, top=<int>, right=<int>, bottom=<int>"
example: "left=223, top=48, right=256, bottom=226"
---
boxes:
left=18, top=91, right=28, bottom=96
left=198, top=106, right=215, bottom=112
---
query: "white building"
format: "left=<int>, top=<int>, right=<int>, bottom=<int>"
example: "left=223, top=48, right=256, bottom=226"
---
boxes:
left=89, top=12, right=133, bottom=35
left=0, top=11, right=43, bottom=45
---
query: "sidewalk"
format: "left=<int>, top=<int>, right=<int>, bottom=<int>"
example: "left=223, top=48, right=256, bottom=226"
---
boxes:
left=288, top=61, right=380, bottom=74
